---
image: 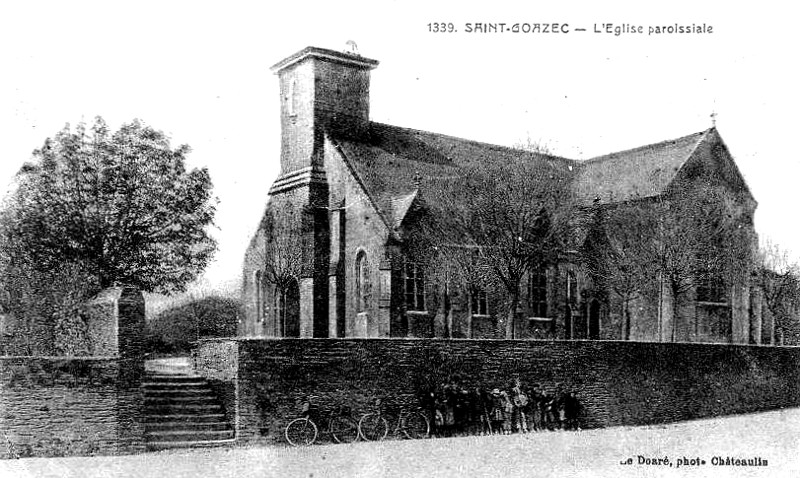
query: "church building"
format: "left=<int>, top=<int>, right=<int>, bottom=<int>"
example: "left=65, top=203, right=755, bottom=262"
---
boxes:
left=241, top=45, right=769, bottom=344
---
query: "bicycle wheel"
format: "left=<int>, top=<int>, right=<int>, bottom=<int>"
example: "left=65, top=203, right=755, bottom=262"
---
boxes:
left=329, top=416, right=360, bottom=444
left=402, top=411, right=431, bottom=439
left=358, top=413, right=389, bottom=441
left=285, top=417, right=318, bottom=446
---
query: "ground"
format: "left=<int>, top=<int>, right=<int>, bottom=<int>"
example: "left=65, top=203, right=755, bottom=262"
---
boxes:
left=2, top=408, right=798, bottom=478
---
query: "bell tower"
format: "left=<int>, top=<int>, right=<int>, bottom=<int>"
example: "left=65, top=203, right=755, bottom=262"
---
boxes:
left=265, top=46, right=378, bottom=338
left=270, top=46, right=379, bottom=189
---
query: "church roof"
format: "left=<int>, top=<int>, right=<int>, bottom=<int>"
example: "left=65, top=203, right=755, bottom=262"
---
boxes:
left=330, top=122, right=571, bottom=233
left=330, top=124, right=718, bottom=233
left=574, top=129, right=712, bottom=204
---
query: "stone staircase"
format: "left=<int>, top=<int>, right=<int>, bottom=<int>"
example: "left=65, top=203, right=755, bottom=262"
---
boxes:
left=142, top=358, right=235, bottom=450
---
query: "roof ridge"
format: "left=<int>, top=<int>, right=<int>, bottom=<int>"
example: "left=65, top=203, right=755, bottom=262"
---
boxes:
left=368, top=121, right=575, bottom=164
left=583, top=128, right=713, bottom=163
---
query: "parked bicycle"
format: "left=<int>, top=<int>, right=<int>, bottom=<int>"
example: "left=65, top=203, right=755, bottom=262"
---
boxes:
left=358, top=399, right=431, bottom=441
left=285, top=396, right=360, bottom=446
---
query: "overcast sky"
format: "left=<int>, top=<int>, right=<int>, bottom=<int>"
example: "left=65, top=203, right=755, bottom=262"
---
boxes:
left=1, top=1, right=797, bottom=295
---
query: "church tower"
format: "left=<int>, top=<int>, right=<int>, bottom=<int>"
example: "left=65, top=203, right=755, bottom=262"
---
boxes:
left=267, top=46, right=378, bottom=337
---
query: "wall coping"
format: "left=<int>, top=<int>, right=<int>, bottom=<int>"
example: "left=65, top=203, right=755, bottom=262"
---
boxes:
left=194, top=337, right=800, bottom=349
left=0, top=355, right=131, bottom=361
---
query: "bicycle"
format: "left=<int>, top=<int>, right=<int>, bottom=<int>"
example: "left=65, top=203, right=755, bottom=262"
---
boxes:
left=358, top=399, right=431, bottom=441
left=284, top=396, right=360, bottom=446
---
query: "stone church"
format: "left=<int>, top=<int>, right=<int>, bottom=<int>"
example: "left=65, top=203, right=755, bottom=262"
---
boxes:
left=241, top=45, right=770, bottom=344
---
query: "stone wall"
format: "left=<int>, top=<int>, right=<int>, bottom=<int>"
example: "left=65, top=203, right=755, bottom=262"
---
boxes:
left=0, top=357, right=144, bottom=458
left=0, top=287, right=146, bottom=459
left=194, top=338, right=800, bottom=446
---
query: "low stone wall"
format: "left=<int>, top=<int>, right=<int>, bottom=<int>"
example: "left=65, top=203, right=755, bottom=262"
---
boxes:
left=194, top=338, right=800, bottom=445
left=0, top=357, right=145, bottom=458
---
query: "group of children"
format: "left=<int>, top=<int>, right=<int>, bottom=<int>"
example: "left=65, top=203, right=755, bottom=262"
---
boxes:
left=429, top=378, right=581, bottom=436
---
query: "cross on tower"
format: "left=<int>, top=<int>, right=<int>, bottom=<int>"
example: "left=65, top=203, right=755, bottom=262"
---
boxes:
left=710, top=110, right=717, bottom=127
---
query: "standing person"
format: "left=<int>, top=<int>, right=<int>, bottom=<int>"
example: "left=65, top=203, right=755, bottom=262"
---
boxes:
left=541, top=388, right=556, bottom=431
left=563, top=390, right=581, bottom=431
left=529, top=383, right=544, bottom=432
left=511, top=378, right=530, bottom=433
left=554, top=383, right=567, bottom=430
left=489, top=388, right=505, bottom=434
left=500, top=389, right=514, bottom=435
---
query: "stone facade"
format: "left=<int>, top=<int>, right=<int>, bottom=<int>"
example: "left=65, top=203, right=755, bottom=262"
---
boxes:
left=242, top=46, right=766, bottom=344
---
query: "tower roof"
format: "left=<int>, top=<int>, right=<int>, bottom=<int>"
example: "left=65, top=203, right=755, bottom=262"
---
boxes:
left=270, top=46, right=379, bottom=74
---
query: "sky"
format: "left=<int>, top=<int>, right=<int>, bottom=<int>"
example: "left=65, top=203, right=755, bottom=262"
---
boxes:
left=1, top=1, right=797, bottom=297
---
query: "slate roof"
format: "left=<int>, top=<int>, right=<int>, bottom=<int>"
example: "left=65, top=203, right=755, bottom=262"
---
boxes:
left=574, top=129, right=712, bottom=204
left=330, top=122, right=572, bottom=232
left=329, top=123, right=717, bottom=233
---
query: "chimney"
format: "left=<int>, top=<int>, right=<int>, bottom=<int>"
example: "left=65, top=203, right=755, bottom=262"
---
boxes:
left=271, top=46, right=379, bottom=175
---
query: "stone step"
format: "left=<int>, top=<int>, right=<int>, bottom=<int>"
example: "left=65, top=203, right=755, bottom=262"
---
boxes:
left=146, top=421, right=232, bottom=432
left=144, top=395, right=218, bottom=404
left=146, top=438, right=236, bottom=451
left=145, top=429, right=235, bottom=443
left=144, top=413, right=228, bottom=423
left=144, top=375, right=205, bottom=382
left=142, top=389, right=214, bottom=397
left=145, top=403, right=223, bottom=414
left=142, top=379, right=207, bottom=387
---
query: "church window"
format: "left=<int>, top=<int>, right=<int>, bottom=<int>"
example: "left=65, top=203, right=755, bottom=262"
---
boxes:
left=470, top=287, right=489, bottom=316
left=254, top=271, right=263, bottom=321
left=567, top=270, right=578, bottom=306
left=697, top=274, right=727, bottom=303
left=356, top=251, right=371, bottom=312
left=403, top=261, right=426, bottom=312
left=528, top=268, right=548, bottom=318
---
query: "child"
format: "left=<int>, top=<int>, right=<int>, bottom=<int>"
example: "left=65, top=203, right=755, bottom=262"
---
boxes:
left=511, top=378, right=530, bottom=433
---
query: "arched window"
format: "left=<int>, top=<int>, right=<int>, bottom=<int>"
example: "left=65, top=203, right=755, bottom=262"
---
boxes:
left=528, top=268, right=548, bottom=318
left=567, top=270, right=578, bottom=306
left=356, top=251, right=370, bottom=313
left=254, top=271, right=263, bottom=322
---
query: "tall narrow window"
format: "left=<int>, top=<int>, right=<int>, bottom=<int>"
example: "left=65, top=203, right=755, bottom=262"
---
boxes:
left=567, top=270, right=578, bottom=306
left=403, top=261, right=426, bottom=312
left=697, top=274, right=727, bottom=303
left=356, top=251, right=370, bottom=312
left=470, top=287, right=489, bottom=316
left=254, top=271, right=263, bottom=322
left=528, top=268, right=548, bottom=318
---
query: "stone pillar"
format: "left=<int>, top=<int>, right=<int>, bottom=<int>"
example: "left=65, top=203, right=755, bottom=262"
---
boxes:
left=80, top=286, right=146, bottom=454
left=377, top=260, right=392, bottom=337
left=730, top=284, right=750, bottom=344
left=762, top=304, right=775, bottom=345
left=749, top=287, right=763, bottom=345
left=82, top=286, right=145, bottom=359
left=299, top=277, right=315, bottom=338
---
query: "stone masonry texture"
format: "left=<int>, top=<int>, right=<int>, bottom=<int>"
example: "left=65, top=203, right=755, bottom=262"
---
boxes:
left=194, top=338, right=800, bottom=446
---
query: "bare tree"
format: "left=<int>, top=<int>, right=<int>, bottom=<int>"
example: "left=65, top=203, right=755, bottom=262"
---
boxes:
left=248, top=208, right=304, bottom=334
left=406, top=155, right=579, bottom=339
left=755, top=239, right=800, bottom=344
left=643, top=185, right=752, bottom=341
left=581, top=201, right=658, bottom=340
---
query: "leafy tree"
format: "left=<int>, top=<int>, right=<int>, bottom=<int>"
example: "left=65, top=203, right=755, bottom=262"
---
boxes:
left=3, top=117, right=217, bottom=293
left=0, top=117, right=217, bottom=353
